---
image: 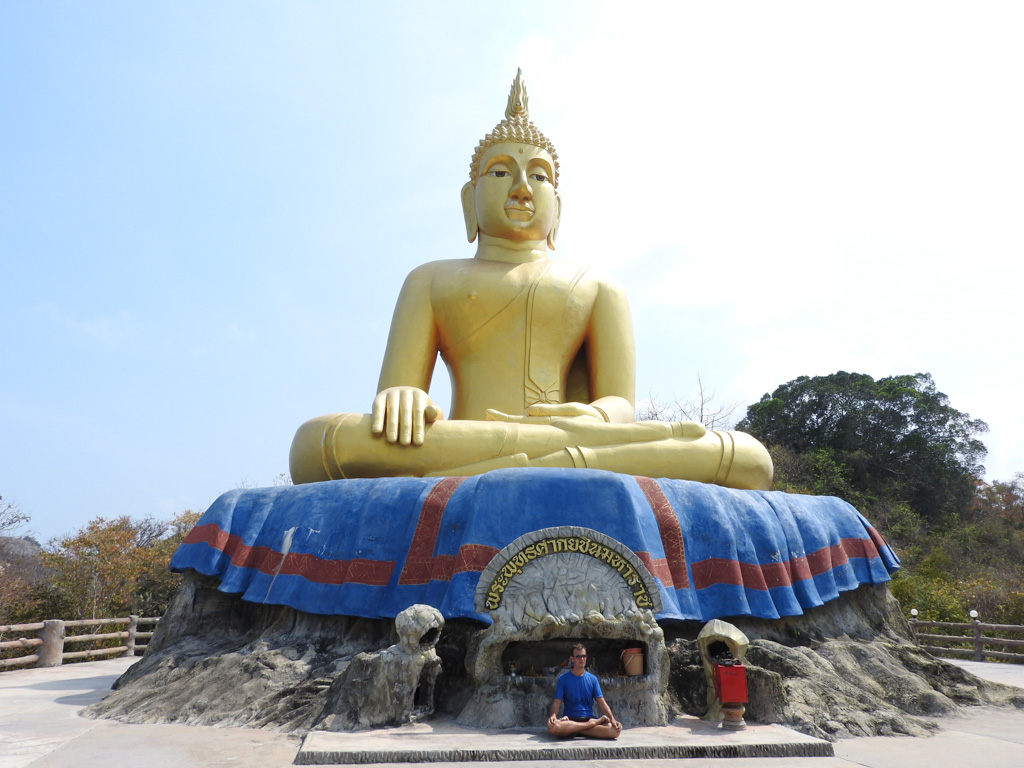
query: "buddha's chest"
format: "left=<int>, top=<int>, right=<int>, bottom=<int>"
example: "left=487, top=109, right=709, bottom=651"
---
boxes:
left=430, top=262, right=595, bottom=351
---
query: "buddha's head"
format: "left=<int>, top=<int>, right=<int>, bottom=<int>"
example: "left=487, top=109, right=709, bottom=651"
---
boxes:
left=462, top=70, right=561, bottom=248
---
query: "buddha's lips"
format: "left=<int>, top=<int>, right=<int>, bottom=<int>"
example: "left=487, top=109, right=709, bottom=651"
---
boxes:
left=504, top=204, right=534, bottom=219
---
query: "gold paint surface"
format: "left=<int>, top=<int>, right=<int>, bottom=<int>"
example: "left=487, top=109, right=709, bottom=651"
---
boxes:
left=290, top=71, right=772, bottom=490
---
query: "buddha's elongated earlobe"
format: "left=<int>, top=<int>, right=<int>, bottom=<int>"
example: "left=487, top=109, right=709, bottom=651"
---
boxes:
left=461, top=181, right=478, bottom=243
left=547, top=193, right=561, bottom=250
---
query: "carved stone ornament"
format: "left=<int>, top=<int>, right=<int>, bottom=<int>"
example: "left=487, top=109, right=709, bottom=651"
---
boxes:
left=474, top=526, right=663, bottom=617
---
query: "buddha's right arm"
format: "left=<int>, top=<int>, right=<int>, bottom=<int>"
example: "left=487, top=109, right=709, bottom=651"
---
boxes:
left=372, top=266, right=443, bottom=445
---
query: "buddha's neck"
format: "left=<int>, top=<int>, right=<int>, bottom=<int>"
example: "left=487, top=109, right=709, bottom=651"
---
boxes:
left=474, top=235, right=549, bottom=264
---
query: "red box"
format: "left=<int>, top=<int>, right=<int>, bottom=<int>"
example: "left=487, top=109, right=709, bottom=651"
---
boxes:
left=713, top=663, right=747, bottom=703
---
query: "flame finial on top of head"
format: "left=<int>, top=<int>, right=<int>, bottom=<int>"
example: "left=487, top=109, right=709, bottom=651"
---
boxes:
left=505, top=68, right=529, bottom=120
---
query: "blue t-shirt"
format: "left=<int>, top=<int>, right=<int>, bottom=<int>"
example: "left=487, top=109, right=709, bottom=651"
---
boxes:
left=554, top=671, right=603, bottom=719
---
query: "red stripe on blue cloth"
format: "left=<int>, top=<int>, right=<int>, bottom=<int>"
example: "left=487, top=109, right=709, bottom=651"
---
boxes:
left=633, top=551, right=673, bottom=586
left=432, top=543, right=501, bottom=580
left=689, top=535, right=883, bottom=591
left=633, top=476, right=690, bottom=588
left=182, top=523, right=395, bottom=586
left=864, top=524, right=889, bottom=556
left=399, top=476, right=468, bottom=585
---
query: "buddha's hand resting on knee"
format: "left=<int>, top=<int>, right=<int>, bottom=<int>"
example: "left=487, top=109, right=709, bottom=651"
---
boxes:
left=371, top=387, right=443, bottom=445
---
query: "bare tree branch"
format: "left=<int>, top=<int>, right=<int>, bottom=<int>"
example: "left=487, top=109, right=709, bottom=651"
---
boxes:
left=0, top=496, right=29, bottom=537
left=636, top=374, right=741, bottom=430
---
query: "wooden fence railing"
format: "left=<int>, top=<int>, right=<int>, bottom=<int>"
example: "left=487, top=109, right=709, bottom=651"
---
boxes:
left=0, top=616, right=160, bottom=670
left=6, top=610, right=1021, bottom=670
left=909, top=609, right=1024, bottom=663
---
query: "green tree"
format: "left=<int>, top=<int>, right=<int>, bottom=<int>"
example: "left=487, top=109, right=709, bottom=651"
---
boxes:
left=969, top=473, right=1024, bottom=524
left=737, top=372, right=988, bottom=522
left=0, top=496, right=39, bottom=624
left=31, top=510, right=200, bottom=620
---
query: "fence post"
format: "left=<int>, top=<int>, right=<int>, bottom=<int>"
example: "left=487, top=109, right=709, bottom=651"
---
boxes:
left=125, top=615, right=139, bottom=657
left=37, top=620, right=65, bottom=667
left=971, top=610, right=983, bottom=662
left=909, top=608, right=918, bottom=640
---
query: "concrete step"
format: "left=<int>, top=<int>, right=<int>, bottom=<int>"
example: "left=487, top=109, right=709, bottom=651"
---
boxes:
left=296, top=716, right=833, bottom=764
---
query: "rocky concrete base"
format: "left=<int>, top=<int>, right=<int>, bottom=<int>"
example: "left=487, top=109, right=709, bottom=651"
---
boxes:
left=665, top=584, right=1024, bottom=740
left=85, top=573, right=1024, bottom=742
left=314, top=605, right=444, bottom=731
left=84, top=572, right=414, bottom=732
left=295, top=715, right=834, bottom=764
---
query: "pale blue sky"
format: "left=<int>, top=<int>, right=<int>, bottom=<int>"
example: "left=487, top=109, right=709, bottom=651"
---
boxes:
left=4, top=1, right=1023, bottom=542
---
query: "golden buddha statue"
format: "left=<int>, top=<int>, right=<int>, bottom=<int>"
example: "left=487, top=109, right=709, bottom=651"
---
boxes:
left=290, top=71, right=773, bottom=490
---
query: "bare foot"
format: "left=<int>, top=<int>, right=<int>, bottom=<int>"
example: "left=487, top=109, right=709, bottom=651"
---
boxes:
left=577, top=715, right=609, bottom=731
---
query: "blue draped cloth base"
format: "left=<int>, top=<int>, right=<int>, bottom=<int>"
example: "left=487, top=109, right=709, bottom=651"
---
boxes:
left=170, top=468, right=899, bottom=624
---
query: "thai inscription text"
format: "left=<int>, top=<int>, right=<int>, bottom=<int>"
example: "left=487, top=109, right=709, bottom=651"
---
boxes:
left=484, top=535, right=654, bottom=611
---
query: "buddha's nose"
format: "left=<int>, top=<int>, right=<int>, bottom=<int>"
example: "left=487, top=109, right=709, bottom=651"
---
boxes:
left=509, top=170, right=532, bottom=201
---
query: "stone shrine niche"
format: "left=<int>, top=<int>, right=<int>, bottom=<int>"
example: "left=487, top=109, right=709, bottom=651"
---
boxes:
left=458, top=527, right=671, bottom=728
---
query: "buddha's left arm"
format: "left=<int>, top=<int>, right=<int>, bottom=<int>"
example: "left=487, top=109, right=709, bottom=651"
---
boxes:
left=584, top=279, right=636, bottom=423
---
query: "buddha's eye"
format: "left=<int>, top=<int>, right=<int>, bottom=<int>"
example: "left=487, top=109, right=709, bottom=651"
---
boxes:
left=488, top=170, right=510, bottom=177
left=529, top=173, right=549, bottom=183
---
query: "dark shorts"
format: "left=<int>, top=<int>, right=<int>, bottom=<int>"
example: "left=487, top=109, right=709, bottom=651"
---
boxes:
left=568, top=716, right=593, bottom=723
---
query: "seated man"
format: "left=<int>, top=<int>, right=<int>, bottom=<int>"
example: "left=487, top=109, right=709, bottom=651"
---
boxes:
left=290, top=71, right=772, bottom=490
left=547, top=643, right=622, bottom=740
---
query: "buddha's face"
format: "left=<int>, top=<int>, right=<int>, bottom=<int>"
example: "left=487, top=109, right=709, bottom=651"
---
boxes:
left=474, top=142, right=558, bottom=242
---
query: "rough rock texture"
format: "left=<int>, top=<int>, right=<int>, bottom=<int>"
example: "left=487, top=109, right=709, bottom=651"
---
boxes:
left=87, top=574, right=1024, bottom=739
left=85, top=573, right=401, bottom=732
left=314, top=604, right=443, bottom=731
left=664, top=584, right=1024, bottom=740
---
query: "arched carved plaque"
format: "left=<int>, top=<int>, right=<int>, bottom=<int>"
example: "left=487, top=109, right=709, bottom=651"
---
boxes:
left=474, top=526, right=663, bottom=613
